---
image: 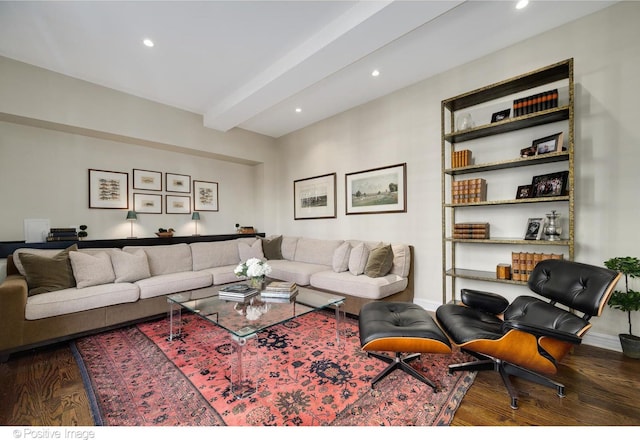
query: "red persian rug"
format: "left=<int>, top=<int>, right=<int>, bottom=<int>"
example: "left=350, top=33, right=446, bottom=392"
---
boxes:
left=72, top=310, right=476, bottom=426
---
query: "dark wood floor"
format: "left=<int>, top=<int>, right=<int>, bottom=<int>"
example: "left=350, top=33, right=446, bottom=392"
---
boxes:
left=1, top=341, right=639, bottom=426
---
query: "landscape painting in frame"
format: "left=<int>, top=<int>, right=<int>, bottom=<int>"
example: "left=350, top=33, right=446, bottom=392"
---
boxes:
left=294, top=173, right=336, bottom=220
left=193, top=180, right=219, bottom=212
left=88, top=169, right=128, bottom=209
left=345, top=163, right=406, bottom=215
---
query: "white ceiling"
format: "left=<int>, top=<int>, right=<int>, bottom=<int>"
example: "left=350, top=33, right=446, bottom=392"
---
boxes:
left=0, top=1, right=617, bottom=138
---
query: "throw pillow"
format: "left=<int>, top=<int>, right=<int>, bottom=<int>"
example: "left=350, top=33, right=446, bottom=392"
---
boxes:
left=238, top=239, right=265, bottom=262
left=110, top=249, right=151, bottom=283
left=365, top=244, right=395, bottom=278
left=69, top=251, right=116, bottom=288
left=260, top=235, right=283, bottom=260
left=348, top=243, right=370, bottom=276
left=19, top=244, right=78, bottom=296
left=332, top=241, right=351, bottom=273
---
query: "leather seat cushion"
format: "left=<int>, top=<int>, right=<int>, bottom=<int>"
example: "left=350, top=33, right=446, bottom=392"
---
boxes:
left=435, top=303, right=504, bottom=345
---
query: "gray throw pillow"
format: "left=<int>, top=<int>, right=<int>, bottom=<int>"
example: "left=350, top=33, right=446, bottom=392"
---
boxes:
left=110, top=249, right=151, bottom=283
left=364, top=244, right=395, bottom=278
left=261, top=235, right=283, bottom=260
left=19, top=244, right=78, bottom=296
left=69, top=251, right=116, bottom=288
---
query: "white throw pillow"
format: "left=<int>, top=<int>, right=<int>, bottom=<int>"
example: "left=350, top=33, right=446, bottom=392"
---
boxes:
left=332, top=242, right=351, bottom=273
left=348, top=243, right=370, bottom=276
left=110, top=249, right=151, bottom=283
left=238, top=239, right=265, bottom=262
left=69, top=251, right=116, bottom=288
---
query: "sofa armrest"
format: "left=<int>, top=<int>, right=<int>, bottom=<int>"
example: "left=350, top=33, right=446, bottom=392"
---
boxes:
left=0, top=274, right=28, bottom=353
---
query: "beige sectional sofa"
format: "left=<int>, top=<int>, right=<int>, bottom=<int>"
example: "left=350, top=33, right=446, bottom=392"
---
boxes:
left=0, top=235, right=413, bottom=360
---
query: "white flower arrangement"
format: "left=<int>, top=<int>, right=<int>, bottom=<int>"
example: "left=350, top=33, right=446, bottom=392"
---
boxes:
left=234, top=258, right=272, bottom=279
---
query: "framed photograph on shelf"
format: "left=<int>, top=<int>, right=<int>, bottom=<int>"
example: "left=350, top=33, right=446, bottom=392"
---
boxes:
left=132, top=169, right=162, bottom=191
left=293, top=173, right=336, bottom=220
left=166, top=195, right=191, bottom=214
left=524, top=217, right=544, bottom=240
left=491, top=109, right=510, bottom=123
left=133, top=193, right=162, bottom=214
left=531, top=171, right=569, bottom=197
left=88, top=169, right=128, bottom=209
left=193, top=180, right=219, bottom=212
left=165, top=173, right=191, bottom=193
left=345, top=163, right=406, bottom=215
left=515, top=185, right=533, bottom=199
left=532, top=132, right=564, bottom=155
left=520, top=145, right=537, bottom=158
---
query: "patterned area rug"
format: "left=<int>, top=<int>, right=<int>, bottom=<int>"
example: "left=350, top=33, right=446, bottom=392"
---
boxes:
left=72, top=310, right=476, bottom=426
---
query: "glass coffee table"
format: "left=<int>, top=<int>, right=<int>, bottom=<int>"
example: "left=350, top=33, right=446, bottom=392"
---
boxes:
left=167, top=282, right=345, bottom=398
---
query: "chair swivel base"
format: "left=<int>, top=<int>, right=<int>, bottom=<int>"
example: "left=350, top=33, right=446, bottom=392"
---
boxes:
left=367, top=351, right=437, bottom=391
left=449, top=353, right=565, bottom=410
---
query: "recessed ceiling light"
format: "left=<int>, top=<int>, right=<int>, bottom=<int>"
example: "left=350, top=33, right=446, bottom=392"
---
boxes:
left=371, top=69, right=380, bottom=77
left=143, top=38, right=154, bottom=47
left=516, top=0, right=529, bottom=10
left=295, top=108, right=302, bottom=113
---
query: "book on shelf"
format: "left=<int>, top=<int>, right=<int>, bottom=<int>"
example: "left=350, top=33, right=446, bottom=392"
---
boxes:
left=47, top=227, right=78, bottom=241
left=511, top=252, right=564, bottom=282
left=512, top=89, right=558, bottom=117
left=451, top=178, right=486, bottom=204
left=453, top=222, right=489, bottom=239
left=451, top=149, right=471, bottom=168
left=265, top=281, right=297, bottom=292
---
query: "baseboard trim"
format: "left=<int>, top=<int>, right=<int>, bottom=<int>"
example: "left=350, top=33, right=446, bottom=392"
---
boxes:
left=417, top=299, right=622, bottom=353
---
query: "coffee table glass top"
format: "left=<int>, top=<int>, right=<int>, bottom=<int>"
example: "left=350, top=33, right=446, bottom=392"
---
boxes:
left=168, top=283, right=345, bottom=339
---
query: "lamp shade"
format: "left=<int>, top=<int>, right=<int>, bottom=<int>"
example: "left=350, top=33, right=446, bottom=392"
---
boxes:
left=191, top=212, right=201, bottom=221
left=126, top=211, right=137, bottom=220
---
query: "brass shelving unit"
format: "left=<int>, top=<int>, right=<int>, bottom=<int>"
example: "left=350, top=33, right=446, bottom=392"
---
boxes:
left=441, top=59, right=574, bottom=304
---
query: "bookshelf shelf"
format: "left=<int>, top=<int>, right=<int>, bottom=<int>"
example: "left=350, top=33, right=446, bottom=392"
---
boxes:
left=441, top=59, right=574, bottom=304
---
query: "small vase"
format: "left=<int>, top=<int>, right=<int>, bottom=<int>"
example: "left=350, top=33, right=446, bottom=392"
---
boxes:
left=248, top=277, right=264, bottom=290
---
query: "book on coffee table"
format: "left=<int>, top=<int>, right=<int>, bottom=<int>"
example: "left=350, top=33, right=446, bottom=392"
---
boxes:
left=265, top=281, right=297, bottom=292
left=261, top=286, right=298, bottom=299
left=219, top=284, right=259, bottom=300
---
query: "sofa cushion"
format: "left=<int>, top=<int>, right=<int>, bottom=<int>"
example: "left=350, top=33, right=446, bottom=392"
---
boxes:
left=348, top=243, right=370, bottom=276
left=281, top=236, right=299, bottom=261
left=332, top=241, right=351, bottom=273
left=19, top=244, right=78, bottom=296
left=135, top=271, right=213, bottom=299
left=69, top=251, right=116, bottom=288
left=238, top=239, right=264, bottom=261
left=267, top=260, right=330, bottom=286
left=123, top=243, right=192, bottom=276
left=390, top=244, right=411, bottom=278
left=201, top=265, right=242, bottom=285
left=110, top=249, right=151, bottom=283
left=12, top=247, right=71, bottom=277
left=25, top=282, right=139, bottom=320
left=294, top=238, right=343, bottom=266
left=261, top=235, right=283, bottom=260
left=310, top=270, right=409, bottom=300
left=190, top=241, right=240, bottom=271
left=364, top=244, right=394, bottom=278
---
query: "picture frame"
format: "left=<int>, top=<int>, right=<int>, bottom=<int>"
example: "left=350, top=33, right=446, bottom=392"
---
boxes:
left=345, top=163, right=407, bottom=215
left=133, top=193, right=162, bottom=214
left=193, top=180, right=219, bottom=212
left=166, top=195, right=191, bottom=214
left=88, top=169, right=128, bottom=209
left=132, top=169, right=162, bottom=191
left=524, top=217, right=544, bottom=240
left=532, top=132, right=564, bottom=155
left=515, top=184, right=533, bottom=199
left=520, top=145, right=537, bottom=158
left=165, top=172, right=191, bottom=193
left=491, top=108, right=511, bottom=123
left=531, top=171, right=569, bottom=198
left=293, top=172, right=337, bottom=220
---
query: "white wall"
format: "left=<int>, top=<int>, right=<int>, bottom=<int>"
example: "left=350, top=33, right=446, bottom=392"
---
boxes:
left=274, top=2, right=640, bottom=349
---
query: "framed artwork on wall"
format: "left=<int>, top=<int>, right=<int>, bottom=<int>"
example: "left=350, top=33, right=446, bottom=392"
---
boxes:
left=166, top=195, right=191, bottom=214
left=88, top=169, right=128, bottom=209
left=345, top=163, right=407, bottom=215
left=293, top=173, right=336, bottom=220
left=133, top=193, right=162, bottom=214
left=133, top=169, right=162, bottom=191
left=193, top=180, right=219, bottom=212
left=165, top=172, right=191, bottom=193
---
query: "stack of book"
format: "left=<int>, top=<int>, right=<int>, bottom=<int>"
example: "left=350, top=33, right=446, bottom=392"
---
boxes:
left=46, top=227, right=78, bottom=242
left=511, top=252, right=564, bottom=282
left=218, top=284, right=259, bottom=301
left=452, top=178, right=487, bottom=204
left=453, top=223, right=490, bottom=239
left=451, top=149, right=472, bottom=168
left=512, top=89, right=558, bottom=117
left=261, top=281, right=298, bottom=299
